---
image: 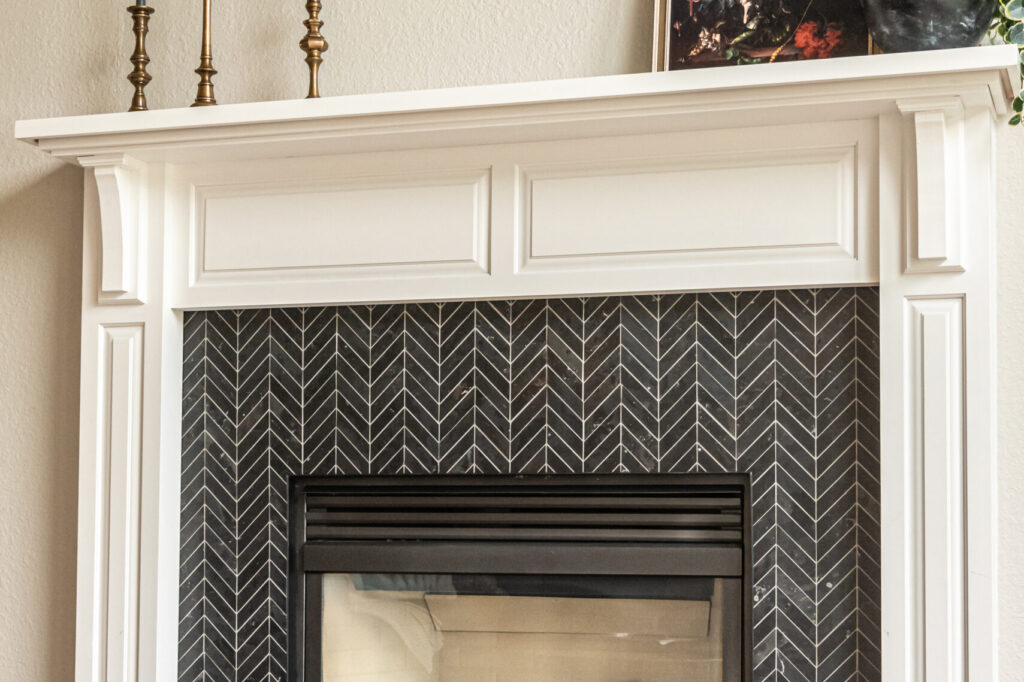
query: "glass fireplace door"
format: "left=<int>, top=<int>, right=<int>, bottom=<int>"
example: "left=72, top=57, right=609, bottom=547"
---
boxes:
left=288, top=475, right=752, bottom=682
left=316, top=572, right=742, bottom=682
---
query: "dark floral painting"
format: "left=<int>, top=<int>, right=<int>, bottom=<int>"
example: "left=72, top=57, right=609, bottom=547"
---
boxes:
left=661, top=0, right=869, bottom=69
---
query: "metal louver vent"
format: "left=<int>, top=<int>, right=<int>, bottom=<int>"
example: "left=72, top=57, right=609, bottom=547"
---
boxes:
left=287, top=474, right=753, bottom=682
left=301, top=479, right=745, bottom=544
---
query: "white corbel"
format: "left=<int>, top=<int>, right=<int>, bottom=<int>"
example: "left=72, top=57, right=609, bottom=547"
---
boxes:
left=897, top=97, right=966, bottom=274
left=79, top=154, right=146, bottom=304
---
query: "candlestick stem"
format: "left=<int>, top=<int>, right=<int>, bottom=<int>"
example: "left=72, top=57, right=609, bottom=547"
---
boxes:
left=192, top=0, right=217, bottom=106
left=127, top=5, right=154, bottom=112
left=300, top=0, right=328, bottom=98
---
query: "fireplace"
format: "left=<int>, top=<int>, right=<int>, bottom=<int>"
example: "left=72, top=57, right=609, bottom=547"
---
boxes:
left=179, top=288, right=880, bottom=681
left=16, top=46, right=1011, bottom=682
left=287, top=476, right=752, bottom=682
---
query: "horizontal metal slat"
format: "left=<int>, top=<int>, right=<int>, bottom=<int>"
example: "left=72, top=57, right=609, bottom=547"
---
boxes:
left=304, top=494, right=742, bottom=510
left=303, top=541, right=744, bottom=576
left=305, top=510, right=742, bottom=528
left=306, top=524, right=742, bottom=543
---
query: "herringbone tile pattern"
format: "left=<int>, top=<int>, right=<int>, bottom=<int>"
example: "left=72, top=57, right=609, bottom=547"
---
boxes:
left=179, top=288, right=880, bottom=682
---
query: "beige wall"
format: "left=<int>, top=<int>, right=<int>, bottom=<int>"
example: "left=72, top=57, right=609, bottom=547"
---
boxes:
left=0, top=1, right=1020, bottom=679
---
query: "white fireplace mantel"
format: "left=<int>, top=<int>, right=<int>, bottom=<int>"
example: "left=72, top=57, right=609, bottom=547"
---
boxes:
left=16, top=44, right=1018, bottom=681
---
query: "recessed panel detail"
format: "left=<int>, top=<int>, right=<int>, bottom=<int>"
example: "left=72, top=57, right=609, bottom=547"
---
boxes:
left=195, top=170, right=490, bottom=281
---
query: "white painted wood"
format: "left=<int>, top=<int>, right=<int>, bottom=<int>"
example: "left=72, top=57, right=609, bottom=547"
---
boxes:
left=911, top=298, right=966, bottom=682
left=15, top=46, right=1011, bottom=682
left=14, top=46, right=1017, bottom=161
left=76, top=167, right=182, bottom=682
left=196, top=168, right=489, bottom=282
left=960, top=106, right=999, bottom=682
left=101, top=325, right=144, bottom=682
left=518, top=136, right=858, bottom=273
left=898, top=98, right=967, bottom=274
left=169, top=120, right=875, bottom=308
left=78, top=155, right=146, bottom=304
left=525, top=150, right=849, bottom=258
left=878, top=101, right=999, bottom=682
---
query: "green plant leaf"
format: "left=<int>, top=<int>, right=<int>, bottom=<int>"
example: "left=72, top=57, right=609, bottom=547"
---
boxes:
left=1010, top=113, right=1022, bottom=125
left=1009, top=23, right=1024, bottom=43
left=1015, top=96, right=1024, bottom=112
left=1004, top=0, right=1024, bottom=20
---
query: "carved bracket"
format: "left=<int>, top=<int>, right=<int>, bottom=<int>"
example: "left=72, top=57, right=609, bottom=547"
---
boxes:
left=897, top=97, right=967, bottom=274
left=79, top=154, right=146, bottom=304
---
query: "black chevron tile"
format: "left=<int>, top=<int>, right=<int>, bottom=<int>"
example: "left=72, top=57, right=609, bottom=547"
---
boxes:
left=660, top=293, right=697, bottom=472
left=368, top=304, right=410, bottom=474
left=546, top=297, right=584, bottom=473
left=619, top=295, right=659, bottom=472
left=510, top=299, right=548, bottom=473
left=696, top=292, right=737, bottom=473
left=583, top=297, right=621, bottom=473
left=180, top=287, right=881, bottom=681
left=737, top=290, right=777, bottom=679
left=854, top=288, right=881, bottom=682
left=334, top=305, right=372, bottom=475
left=405, top=302, right=442, bottom=472
left=439, top=301, right=477, bottom=473
left=301, top=306, right=337, bottom=475
left=474, top=300, right=513, bottom=473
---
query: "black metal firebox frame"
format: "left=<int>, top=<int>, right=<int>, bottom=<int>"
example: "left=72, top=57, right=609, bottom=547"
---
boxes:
left=287, top=474, right=753, bottom=682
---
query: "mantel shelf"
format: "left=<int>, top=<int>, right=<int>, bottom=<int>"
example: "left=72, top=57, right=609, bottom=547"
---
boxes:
left=15, top=45, right=1019, bottom=164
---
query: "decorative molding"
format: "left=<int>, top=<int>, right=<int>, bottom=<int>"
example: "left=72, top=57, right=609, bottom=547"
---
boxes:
left=898, top=98, right=966, bottom=274
left=516, top=143, right=859, bottom=274
left=79, top=154, right=146, bottom=304
left=79, top=325, right=144, bottom=681
left=12, top=45, right=1011, bottom=682
left=15, top=46, right=1017, bottom=164
left=906, top=297, right=966, bottom=682
left=189, top=167, right=491, bottom=288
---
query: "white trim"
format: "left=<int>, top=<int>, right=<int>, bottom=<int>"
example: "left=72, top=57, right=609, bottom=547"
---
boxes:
left=17, top=47, right=1012, bottom=681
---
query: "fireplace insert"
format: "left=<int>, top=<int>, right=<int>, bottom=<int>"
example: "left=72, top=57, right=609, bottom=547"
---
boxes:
left=288, top=475, right=752, bottom=681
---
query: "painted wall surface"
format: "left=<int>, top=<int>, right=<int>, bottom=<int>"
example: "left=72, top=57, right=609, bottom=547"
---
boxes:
left=0, top=1, right=1021, bottom=680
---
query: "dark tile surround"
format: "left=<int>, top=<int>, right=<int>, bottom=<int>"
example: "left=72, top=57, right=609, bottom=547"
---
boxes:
left=178, top=287, right=881, bottom=682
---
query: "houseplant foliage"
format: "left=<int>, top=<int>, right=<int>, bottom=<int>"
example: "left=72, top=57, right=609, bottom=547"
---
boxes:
left=995, top=0, right=1024, bottom=124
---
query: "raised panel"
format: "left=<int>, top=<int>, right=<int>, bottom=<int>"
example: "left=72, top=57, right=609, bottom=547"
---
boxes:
left=513, top=122, right=874, bottom=286
left=905, top=297, right=965, bottom=682
left=194, top=169, right=490, bottom=284
left=525, top=149, right=851, bottom=261
left=95, top=324, right=145, bottom=681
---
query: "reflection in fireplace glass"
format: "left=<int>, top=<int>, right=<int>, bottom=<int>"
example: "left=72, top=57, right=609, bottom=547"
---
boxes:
left=320, top=573, right=735, bottom=682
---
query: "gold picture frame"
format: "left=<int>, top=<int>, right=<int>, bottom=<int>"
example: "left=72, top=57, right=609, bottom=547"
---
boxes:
left=652, top=0, right=670, bottom=72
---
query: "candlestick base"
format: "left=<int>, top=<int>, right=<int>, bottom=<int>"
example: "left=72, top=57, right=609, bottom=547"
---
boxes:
left=127, top=5, right=154, bottom=112
left=191, top=0, right=217, bottom=107
left=300, top=0, right=328, bottom=99
left=192, top=62, right=217, bottom=107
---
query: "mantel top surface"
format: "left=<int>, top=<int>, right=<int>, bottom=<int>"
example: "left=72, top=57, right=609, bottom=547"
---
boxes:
left=14, top=45, right=1019, bottom=163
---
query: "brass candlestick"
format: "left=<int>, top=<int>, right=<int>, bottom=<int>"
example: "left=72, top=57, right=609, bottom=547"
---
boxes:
left=192, top=0, right=217, bottom=106
left=127, top=5, right=154, bottom=112
left=300, top=0, right=328, bottom=98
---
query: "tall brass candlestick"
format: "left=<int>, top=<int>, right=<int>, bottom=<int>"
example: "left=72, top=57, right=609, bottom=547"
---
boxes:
left=127, top=4, right=155, bottom=112
left=192, top=0, right=217, bottom=106
left=300, top=0, right=328, bottom=98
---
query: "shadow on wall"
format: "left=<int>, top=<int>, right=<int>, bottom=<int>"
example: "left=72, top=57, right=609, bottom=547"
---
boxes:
left=0, top=164, right=83, bottom=682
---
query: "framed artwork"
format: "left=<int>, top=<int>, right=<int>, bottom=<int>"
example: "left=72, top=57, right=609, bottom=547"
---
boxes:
left=652, top=0, right=870, bottom=71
